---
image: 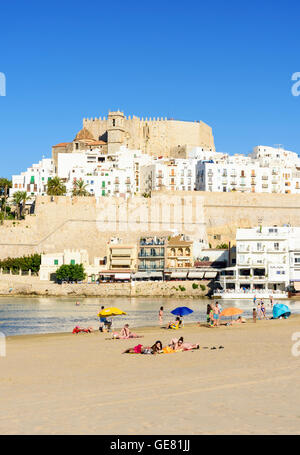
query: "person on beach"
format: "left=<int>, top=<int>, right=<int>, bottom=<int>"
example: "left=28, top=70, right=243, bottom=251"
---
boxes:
left=166, top=316, right=182, bottom=329
left=213, top=302, right=221, bottom=327
left=253, top=307, right=257, bottom=323
left=253, top=295, right=257, bottom=305
left=261, top=301, right=267, bottom=319
left=170, top=336, right=199, bottom=351
left=99, top=305, right=112, bottom=332
left=112, top=324, right=141, bottom=339
left=123, top=340, right=163, bottom=355
left=159, top=306, right=164, bottom=325
left=269, top=295, right=274, bottom=308
left=256, top=302, right=262, bottom=320
left=206, top=304, right=212, bottom=324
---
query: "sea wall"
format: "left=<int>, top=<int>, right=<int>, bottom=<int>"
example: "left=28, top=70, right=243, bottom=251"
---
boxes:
left=0, top=278, right=210, bottom=298
left=1, top=191, right=300, bottom=260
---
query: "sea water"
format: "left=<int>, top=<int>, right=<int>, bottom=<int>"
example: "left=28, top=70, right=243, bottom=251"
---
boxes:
left=0, top=296, right=299, bottom=336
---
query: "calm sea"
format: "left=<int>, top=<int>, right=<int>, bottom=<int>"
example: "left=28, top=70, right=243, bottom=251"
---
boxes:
left=0, top=296, right=299, bottom=336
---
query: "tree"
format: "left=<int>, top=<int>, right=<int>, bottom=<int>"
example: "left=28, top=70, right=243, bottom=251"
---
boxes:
left=0, top=178, right=12, bottom=221
left=46, top=177, right=66, bottom=196
left=72, top=179, right=90, bottom=197
left=12, top=191, right=29, bottom=219
left=55, top=264, right=86, bottom=283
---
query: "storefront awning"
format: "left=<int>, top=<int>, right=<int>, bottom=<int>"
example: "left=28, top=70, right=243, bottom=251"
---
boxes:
left=133, top=272, right=150, bottom=279
left=188, top=271, right=204, bottom=279
left=149, top=272, right=163, bottom=278
left=171, top=271, right=187, bottom=278
left=114, top=273, right=131, bottom=280
left=204, top=271, right=217, bottom=279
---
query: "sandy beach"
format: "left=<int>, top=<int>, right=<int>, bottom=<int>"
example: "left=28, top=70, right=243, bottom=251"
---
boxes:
left=0, top=316, right=300, bottom=435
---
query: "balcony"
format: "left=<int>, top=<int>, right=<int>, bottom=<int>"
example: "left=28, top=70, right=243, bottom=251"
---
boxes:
left=231, top=181, right=237, bottom=185
left=262, top=176, right=268, bottom=180
left=139, top=250, right=165, bottom=257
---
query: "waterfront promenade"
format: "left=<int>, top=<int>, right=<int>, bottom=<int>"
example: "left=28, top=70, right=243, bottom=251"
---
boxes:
left=0, top=316, right=299, bottom=434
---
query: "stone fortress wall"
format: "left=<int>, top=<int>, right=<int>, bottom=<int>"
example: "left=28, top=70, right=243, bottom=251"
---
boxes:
left=82, top=111, right=215, bottom=157
left=1, top=192, right=300, bottom=261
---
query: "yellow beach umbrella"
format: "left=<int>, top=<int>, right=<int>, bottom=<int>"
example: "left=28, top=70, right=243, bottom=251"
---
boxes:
left=98, top=307, right=127, bottom=317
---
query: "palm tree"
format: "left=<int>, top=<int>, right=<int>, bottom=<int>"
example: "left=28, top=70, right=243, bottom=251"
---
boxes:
left=72, top=179, right=90, bottom=197
left=12, top=191, right=28, bottom=219
left=0, top=178, right=12, bottom=221
left=46, top=177, right=66, bottom=196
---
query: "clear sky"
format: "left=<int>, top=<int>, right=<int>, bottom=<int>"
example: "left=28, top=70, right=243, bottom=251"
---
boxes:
left=1, top=0, right=300, bottom=178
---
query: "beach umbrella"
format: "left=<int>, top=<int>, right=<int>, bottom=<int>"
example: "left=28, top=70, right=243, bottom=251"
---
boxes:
left=272, top=303, right=291, bottom=319
left=220, top=307, right=243, bottom=320
left=98, top=307, right=127, bottom=317
left=171, top=306, right=194, bottom=317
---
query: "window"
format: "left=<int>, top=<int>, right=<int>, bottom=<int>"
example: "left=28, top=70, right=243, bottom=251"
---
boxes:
left=102, top=190, right=105, bottom=196
left=274, top=243, right=279, bottom=250
left=102, top=181, right=105, bottom=187
left=54, top=259, right=58, bottom=265
left=295, top=257, right=300, bottom=263
left=30, top=176, right=35, bottom=184
left=112, top=119, right=115, bottom=127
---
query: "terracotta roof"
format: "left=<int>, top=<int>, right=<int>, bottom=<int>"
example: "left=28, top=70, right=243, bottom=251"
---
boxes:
left=88, top=140, right=107, bottom=145
left=74, top=127, right=95, bottom=141
left=52, top=142, right=71, bottom=148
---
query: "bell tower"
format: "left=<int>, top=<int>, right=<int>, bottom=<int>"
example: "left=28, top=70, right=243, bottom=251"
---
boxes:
left=107, top=111, right=125, bottom=154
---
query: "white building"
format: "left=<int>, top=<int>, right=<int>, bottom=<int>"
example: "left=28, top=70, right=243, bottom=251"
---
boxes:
left=141, top=157, right=198, bottom=193
left=218, top=225, right=300, bottom=298
left=10, top=158, right=55, bottom=197
left=196, top=146, right=300, bottom=194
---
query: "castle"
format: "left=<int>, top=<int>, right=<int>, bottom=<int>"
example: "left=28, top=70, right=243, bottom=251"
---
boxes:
left=52, top=110, right=215, bottom=169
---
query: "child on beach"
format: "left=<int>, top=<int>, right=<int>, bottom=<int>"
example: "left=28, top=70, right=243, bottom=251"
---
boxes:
left=261, top=301, right=266, bottom=319
left=256, top=302, right=262, bottom=320
left=253, top=308, right=257, bottom=323
left=159, top=306, right=164, bottom=325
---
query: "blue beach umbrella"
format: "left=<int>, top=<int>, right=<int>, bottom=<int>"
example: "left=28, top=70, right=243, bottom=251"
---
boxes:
left=171, top=306, right=194, bottom=317
left=273, top=303, right=291, bottom=319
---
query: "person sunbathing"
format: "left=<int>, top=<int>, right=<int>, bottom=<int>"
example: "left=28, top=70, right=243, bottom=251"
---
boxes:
left=112, top=324, right=138, bottom=339
left=226, top=316, right=247, bottom=326
left=170, top=337, right=199, bottom=351
left=123, top=340, right=163, bottom=354
left=72, top=326, right=93, bottom=334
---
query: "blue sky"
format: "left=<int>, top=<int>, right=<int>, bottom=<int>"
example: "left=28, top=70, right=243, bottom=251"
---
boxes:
left=1, top=0, right=300, bottom=178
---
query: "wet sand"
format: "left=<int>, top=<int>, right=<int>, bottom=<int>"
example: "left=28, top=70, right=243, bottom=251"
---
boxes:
left=0, top=316, right=300, bottom=435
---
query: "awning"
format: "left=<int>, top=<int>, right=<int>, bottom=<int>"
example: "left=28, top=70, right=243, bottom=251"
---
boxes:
left=171, top=271, right=187, bottom=279
left=111, top=259, right=130, bottom=266
left=149, top=272, right=163, bottom=278
left=188, top=271, right=204, bottom=279
left=133, top=272, right=150, bottom=279
left=114, top=273, right=131, bottom=280
left=294, top=282, right=300, bottom=291
left=204, top=271, right=217, bottom=279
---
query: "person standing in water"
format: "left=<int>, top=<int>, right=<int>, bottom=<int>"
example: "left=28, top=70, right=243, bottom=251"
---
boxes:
left=159, top=306, right=164, bottom=325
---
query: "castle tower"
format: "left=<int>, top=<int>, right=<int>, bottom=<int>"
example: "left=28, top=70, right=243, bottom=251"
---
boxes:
left=107, top=111, right=125, bottom=154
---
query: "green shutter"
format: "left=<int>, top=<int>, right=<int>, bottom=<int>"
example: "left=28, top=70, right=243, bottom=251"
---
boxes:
left=70, top=259, right=75, bottom=265
left=102, top=190, right=105, bottom=196
left=30, top=176, right=35, bottom=184
left=54, top=259, right=58, bottom=265
left=102, top=181, right=105, bottom=187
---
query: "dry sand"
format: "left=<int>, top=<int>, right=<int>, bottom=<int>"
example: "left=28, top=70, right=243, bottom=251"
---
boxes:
left=0, top=316, right=300, bottom=435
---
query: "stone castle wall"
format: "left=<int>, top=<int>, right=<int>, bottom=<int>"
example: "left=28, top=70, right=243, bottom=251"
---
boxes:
left=82, top=114, right=215, bottom=157
left=1, top=192, right=300, bottom=260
